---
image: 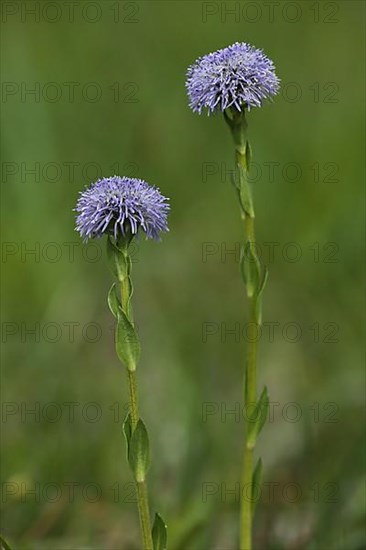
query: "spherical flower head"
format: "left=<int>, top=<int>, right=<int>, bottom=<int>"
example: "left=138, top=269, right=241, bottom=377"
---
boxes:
left=186, top=42, right=280, bottom=115
left=75, top=176, right=169, bottom=241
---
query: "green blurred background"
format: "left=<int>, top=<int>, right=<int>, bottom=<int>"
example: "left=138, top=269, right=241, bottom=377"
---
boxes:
left=1, top=1, right=365, bottom=548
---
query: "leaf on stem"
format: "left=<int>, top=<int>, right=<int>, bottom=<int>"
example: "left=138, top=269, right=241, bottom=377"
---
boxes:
left=254, top=265, right=268, bottom=325
left=115, top=309, right=140, bottom=371
left=122, top=412, right=132, bottom=460
left=238, top=172, right=255, bottom=218
left=127, top=275, right=134, bottom=314
left=152, top=512, right=168, bottom=550
left=247, top=386, right=269, bottom=448
left=106, top=236, right=128, bottom=281
left=240, top=243, right=260, bottom=298
left=244, top=140, right=252, bottom=172
left=107, top=282, right=120, bottom=318
left=128, top=419, right=150, bottom=483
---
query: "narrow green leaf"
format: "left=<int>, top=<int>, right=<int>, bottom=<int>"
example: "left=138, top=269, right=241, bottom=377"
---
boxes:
left=127, top=275, right=134, bottom=314
left=231, top=169, right=240, bottom=191
left=245, top=140, right=252, bottom=172
left=257, top=265, right=268, bottom=298
left=251, top=387, right=269, bottom=433
left=240, top=244, right=251, bottom=295
left=128, top=419, right=150, bottom=482
left=251, top=458, right=263, bottom=518
left=238, top=171, right=255, bottom=218
left=247, top=386, right=269, bottom=448
left=254, top=266, right=269, bottom=325
left=0, top=535, right=12, bottom=550
left=115, top=310, right=140, bottom=371
left=152, top=512, right=168, bottom=550
left=240, top=244, right=260, bottom=298
left=106, top=236, right=128, bottom=281
left=122, top=412, right=132, bottom=461
left=107, top=282, right=120, bottom=318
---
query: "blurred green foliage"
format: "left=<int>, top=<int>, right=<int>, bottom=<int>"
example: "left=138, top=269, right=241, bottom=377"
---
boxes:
left=1, top=1, right=365, bottom=548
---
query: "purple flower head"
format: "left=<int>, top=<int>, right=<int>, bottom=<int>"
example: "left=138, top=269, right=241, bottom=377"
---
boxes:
left=75, top=176, right=169, bottom=241
left=186, top=42, right=280, bottom=115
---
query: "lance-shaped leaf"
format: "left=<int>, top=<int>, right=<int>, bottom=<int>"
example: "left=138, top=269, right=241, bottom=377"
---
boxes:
left=244, top=140, right=252, bottom=172
left=236, top=139, right=251, bottom=172
left=238, top=170, right=255, bottom=218
left=115, top=310, right=140, bottom=371
left=107, top=236, right=128, bottom=281
left=247, top=386, right=269, bottom=449
left=128, top=419, right=150, bottom=482
left=251, top=458, right=263, bottom=518
left=240, top=243, right=260, bottom=298
left=152, top=512, right=168, bottom=550
left=230, top=169, right=240, bottom=191
left=122, top=412, right=132, bottom=461
left=108, top=282, right=121, bottom=318
left=254, top=265, right=269, bottom=325
left=126, top=275, right=134, bottom=317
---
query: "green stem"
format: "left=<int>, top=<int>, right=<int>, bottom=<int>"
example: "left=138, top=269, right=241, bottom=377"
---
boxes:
left=137, top=481, right=153, bottom=549
left=225, top=108, right=262, bottom=550
left=241, top=436, right=253, bottom=550
left=127, top=369, right=139, bottom=428
left=120, top=268, right=153, bottom=550
left=241, top=298, right=258, bottom=550
left=240, top=230, right=258, bottom=550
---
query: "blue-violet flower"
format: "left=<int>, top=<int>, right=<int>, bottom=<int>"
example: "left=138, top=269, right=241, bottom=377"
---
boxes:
left=75, top=176, right=169, bottom=241
left=186, top=42, right=280, bottom=114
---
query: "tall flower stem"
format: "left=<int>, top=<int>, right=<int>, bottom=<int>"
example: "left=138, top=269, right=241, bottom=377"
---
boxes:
left=119, top=270, right=153, bottom=550
left=108, top=238, right=154, bottom=550
left=76, top=175, right=169, bottom=550
left=225, top=108, right=268, bottom=550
